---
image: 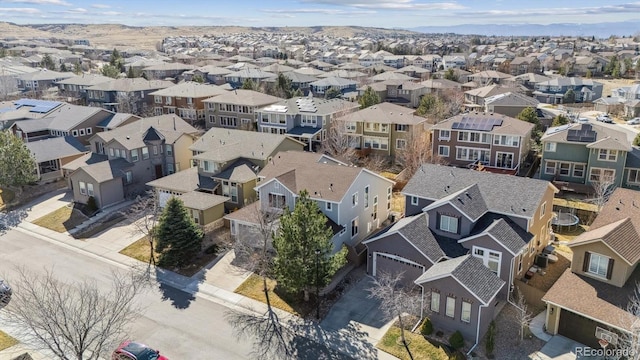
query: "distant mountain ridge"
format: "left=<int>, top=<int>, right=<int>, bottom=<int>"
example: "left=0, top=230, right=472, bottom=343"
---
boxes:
left=410, top=21, right=640, bottom=38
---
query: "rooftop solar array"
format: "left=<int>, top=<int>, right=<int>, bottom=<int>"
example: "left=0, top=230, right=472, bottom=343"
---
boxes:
left=14, top=99, right=61, bottom=114
left=566, top=124, right=597, bottom=143
left=296, top=98, right=317, bottom=113
left=451, top=116, right=503, bottom=132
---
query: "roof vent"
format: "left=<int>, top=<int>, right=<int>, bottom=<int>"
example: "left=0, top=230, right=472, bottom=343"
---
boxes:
left=465, top=192, right=471, bottom=199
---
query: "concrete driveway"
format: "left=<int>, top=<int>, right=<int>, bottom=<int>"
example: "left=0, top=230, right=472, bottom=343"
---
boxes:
left=321, top=277, right=392, bottom=343
left=22, top=188, right=72, bottom=222
left=529, top=335, right=586, bottom=360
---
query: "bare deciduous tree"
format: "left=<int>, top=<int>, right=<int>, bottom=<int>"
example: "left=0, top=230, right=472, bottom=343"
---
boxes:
left=512, top=290, right=533, bottom=342
left=367, top=272, right=425, bottom=360
left=320, top=118, right=357, bottom=165
left=396, top=125, right=446, bottom=181
left=616, top=283, right=640, bottom=359
left=591, top=174, right=616, bottom=212
left=1, top=267, right=146, bottom=360
left=125, top=191, right=161, bottom=268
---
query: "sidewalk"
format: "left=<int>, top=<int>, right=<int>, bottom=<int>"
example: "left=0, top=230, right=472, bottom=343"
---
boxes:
left=8, top=190, right=399, bottom=359
left=0, top=343, right=48, bottom=360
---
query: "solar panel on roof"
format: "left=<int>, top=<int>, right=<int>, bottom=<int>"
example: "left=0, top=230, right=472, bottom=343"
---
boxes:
left=14, top=99, right=61, bottom=113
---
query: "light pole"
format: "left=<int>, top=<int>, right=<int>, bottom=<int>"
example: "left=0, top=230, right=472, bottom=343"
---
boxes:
left=315, top=248, right=321, bottom=320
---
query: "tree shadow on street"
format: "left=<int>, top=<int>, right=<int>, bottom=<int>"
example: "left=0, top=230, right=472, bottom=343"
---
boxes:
left=155, top=267, right=196, bottom=309
left=288, top=320, right=378, bottom=360
left=0, top=209, right=28, bottom=235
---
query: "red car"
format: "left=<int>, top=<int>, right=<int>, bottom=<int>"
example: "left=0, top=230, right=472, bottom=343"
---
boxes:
left=112, top=341, right=169, bottom=360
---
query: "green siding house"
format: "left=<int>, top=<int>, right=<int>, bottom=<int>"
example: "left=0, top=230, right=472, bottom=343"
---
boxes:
left=539, top=122, right=638, bottom=192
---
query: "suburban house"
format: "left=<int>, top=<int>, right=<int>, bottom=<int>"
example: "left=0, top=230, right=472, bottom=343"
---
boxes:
left=508, top=57, right=541, bottom=75
left=483, top=92, right=540, bottom=118
left=141, top=62, right=196, bottom=80
left=571, top=56, right=604, bottom=77
left=55, top=74, right=113, bottom=105
left=15, top=69, right=74, bottom=95
left=364, top=164, right=556, bottom=348
left=65, top=115, right=199, bottom=208
left=464, top=85, right=520, bottom=110
left=309, top=77, right=357, bottom=96
left=334, top=102, right=429, bottom=161
left=539, top=122, right=640, bottom=192
left=382, top=81, right=430, bottom=108
left=86, top=78, right=174, bottom=113
left=147, top=127, right=305, bottom=213
left=542, top=188, right=640, bottom=349
left=255, top=95, right=360, bottom=151
left=430, top=112, right=534, bottom=174
left=468, top=71, right=512, bottom=86
left=224, top=68, right=277, bottom=88
left=26, top=136, right=89, bottom=183
left=226, top=150, right=395, bottom=255
left=502, top=73, right=551, bottom=92
left=148, top=82, right=228, bottom=124
left=533, top=78, right=603, bottom=104
left=202, top=89, right=283, bottom=131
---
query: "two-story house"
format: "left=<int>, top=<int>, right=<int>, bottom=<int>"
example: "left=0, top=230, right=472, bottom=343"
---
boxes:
left=543, top=188, right=640, bottom=349
left=508, top=57, right=541, bottom=75
left=364, top=164, right=557, bottom=349
left=533, top=77, right=603, bottom=104
left=148, top=82, right=227, bottom=125
left=226, top=150, right=395, bottom=254
left=539, top=122, right=637, bottom=192
left=86, top=78, right=174, bottom=113
left=309, top=77, right=357, bottom=96
left=55, top=74, right=113, bottom=105
left=147, top=127, right=305, bottom=213
left=335, top=102, right=429, bottom=161
left=431, top=112, right=534, bottom=174
left=64, top=115, right=199, bottom=208
left=203, top=89, right=283, bottom=131
left=141, top=62, right=196, bottom=80
left=464, top=85, right=520, bottom=109
left=256, top=95, right=360, bottom=151
left=15, top=69, right=74, bottom=95
left=224, top=68, right=277, bottom=89
left=483, top=92, right=540, bottom=118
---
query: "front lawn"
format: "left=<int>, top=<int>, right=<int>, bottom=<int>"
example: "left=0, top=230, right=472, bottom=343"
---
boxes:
left=234, top=273, right=316, bottom=317
left=0, top=330, right=18, bottom=351
left=119, top=235, right=220, bottom=277
left=378, top=326, right=450, bottom=360
left=32, top=205, right=88, bottom=233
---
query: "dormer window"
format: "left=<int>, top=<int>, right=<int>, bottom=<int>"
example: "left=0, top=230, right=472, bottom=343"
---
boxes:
left=584, top=252, right=612, bottom=279
left=439, top=214, right=458, bottom=233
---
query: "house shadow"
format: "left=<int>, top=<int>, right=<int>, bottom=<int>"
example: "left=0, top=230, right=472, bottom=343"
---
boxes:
left=155, top=267, right=197, bottom=309
left=0, top=209, right=28, bottom=235
left=288, top=320, right=378, bottom=359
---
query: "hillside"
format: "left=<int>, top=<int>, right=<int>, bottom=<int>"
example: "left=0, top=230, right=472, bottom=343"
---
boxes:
left=0, top=22, right=418, bottom=50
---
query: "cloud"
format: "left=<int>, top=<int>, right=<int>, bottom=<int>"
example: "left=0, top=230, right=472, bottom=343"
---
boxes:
left=261, top=8, right=375, bottom=15
left=91, top=4, right=110, bottom=9
left=298, top=0, right=465, bottom=10
left=0, top=6, right=40, bottom=13
left=454, top=3, right=640, bottom=18
left=0, top=0, right=70, bottom=5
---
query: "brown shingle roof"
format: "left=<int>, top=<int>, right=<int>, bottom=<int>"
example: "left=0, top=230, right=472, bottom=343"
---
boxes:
left=570, top=218, right=640, bottom=264
left=431, top=112, right=533, bottom=136
left=336, top=102, right=426, bottom=125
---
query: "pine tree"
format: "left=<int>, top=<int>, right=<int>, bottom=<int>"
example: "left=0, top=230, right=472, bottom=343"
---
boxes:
left=552, top=114, right=570, bottom=127
left=127, top=66, right=135, bottom=78
left=59, top=63, right=68, bottom=72
left=272, top=190, right=347, bottom=300
left=73, top=61, right=82, bottom=75
left=41, top=54, right=56, bottom=70
left=155, top=197, right=204, bottom=267
left=325, top=87, right=342, bottom=99
left=358, top=86, right=381, bottom=109
left=0, top=130, right=37, bottom=188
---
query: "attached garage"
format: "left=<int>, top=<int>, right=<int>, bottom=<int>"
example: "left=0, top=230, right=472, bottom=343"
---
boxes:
left=557, top=309, right=620, bottom=349
left=157, top=189, right=184, bottom=207
left=372, top=252, right=425, bottom=286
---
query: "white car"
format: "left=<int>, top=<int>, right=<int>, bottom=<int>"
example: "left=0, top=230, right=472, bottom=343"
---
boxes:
left=627, top=118, right=640, bottom=125
left=575, top=117, right=589, bottom=124
left=596, top=114, right=613, bottom=123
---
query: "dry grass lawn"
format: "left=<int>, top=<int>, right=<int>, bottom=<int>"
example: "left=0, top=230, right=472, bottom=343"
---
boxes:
left=234, top=273, right=316, bottom=316
left=378, top=327, right=450, bottom=360
left=32, top=206, right=88, bottom=233
left=0, top=330, right=18, bottom=351
left=527, top=251, right=572, bottom=292
left=392, top=192, right=405, bottom=214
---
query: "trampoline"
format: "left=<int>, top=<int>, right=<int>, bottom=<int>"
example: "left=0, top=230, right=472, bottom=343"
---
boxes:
left=551, top=212, right=580, bottom=232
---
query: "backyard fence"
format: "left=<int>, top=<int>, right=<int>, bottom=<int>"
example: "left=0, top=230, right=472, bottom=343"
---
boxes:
left=514, top=279, right=546, bottom=311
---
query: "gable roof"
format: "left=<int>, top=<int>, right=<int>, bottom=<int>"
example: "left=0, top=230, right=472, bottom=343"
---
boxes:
left=146, top=167, right=216, bottom=192
left=86, top=78, right=174, bottom=92
left=541, top=122, right=632, bottom=151
left=96, top=113, right=140, bottom=130
left=26, top=136, right=88, bottom=163
left=431, top=112, right=534, bottom=136
left=93, top=115, right=198, bottom=150
left=336, top=102, right=427, bottom=126
left=484, top=92, right=540, bottom=107
left=403, top=163, right=555, bottom=220
left=462, top=215, right=531, bottom=255
left=148, top=82, right=227, bottom=98
left=178, top=191, right=228, bottom=211
left=415, top=255, right=505, bottom=305
left=570, top=218, right=640, bottom=265
left=76, top=158, right=132, bottom=183
left=44, top=104, right=113, bottom=131
left=425, top=183, right=488, bottom=222
left=202, top=89, right=282, bottom=106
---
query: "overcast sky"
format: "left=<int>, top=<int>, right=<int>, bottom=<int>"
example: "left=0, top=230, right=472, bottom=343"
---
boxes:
left=1, top=0, right=639, bottom=28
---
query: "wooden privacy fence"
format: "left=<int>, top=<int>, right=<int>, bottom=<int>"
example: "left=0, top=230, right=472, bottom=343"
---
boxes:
left=514, top=279, right=546, bottom=311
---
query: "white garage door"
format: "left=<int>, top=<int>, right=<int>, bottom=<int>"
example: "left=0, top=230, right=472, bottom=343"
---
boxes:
left=158, top=190, right=182, bottom=207
left=372, top=252, right=425, bottom=277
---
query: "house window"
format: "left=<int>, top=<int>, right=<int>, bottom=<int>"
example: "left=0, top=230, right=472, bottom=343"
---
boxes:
left=154, top=96, right=162, bottom=104
left=544, top=142, right=557, bottom=152
left=86, top=183, right=94, bottom=196
left=494, top=135, right=519, bottom=147
left=396, top=139, right=406, bottom=150
left=351, top=217, right=359, bottom=238
left=461, top=301, right=471, bottom=323
left=79, top=129, right=85, bottom=136
left=439, top=130, right=450, bottom=140
left=165, top=96, right=172, bottom=105
left=268, top=193, right=286, bottom=209
left=345, top=122, right=356, bottom=132
left=430, top=292, right=440, bottom=312
left=544, top=161, right=556, bottom=175
left=411, top=196, right=419, bottom=206
left=153, top=146, right=158, bottom=155
left=629, top=169, right=640, bottom=184
left=587, top=253, right=610, bottom=278
left=86, top=128, right=92, bottom=135
left=131, top=149, right=139, bottom=162
left=166, top=145, right=173, bottom=156
left=72, top=129, right=78, bottom=137
left=387, top=186, right=392, bottom=210
left=352, top=192, right=358, bottom=207
left=125, top=171, right=132, bottom=184
left=142, top=147, right=149, bottom=160
left=79, top=181, right=87, bottom=195
left=473, top=246, right=501, bottom=276
left=109, top=148, right=114, bottom=157
left=540, top=202, right=547, bottom=219
left=445, top=297, right=455, bottom=318
left=598, top=149, right=617, bottom=162
left=395, top=124, right=408, bottom=132
left=573, top=164, right=585, bottom=178
left=364, top=186, right=369, bottom=209
left=439, top=215, right=458, bottom=233
left=326, top=202, right=332, bottom=211
left=589, top=168, right=615, bottom=182
left=167, top=163, right=174, bottom=174
left=558, top=163, right=570, bottom=176
left=114, top=149, right=120, bottom=158
left=208, top=115, right=216, bottom=124
left=438, top=145, right=449, bottom=157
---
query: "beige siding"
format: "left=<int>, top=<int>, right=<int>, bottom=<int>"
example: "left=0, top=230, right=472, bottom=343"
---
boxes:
left=570, top=241, right=632, bottom=288
left=173, top=134, right=195, bottom=173
left=201, top=203, right=225, bottom=225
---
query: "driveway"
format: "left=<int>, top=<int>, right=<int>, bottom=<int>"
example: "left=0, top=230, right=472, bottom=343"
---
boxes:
left=22, top=188, right=72, bottom=222
left=321, top=277, right=392, bottom=343
left=529, top=335, right=586, bottom=360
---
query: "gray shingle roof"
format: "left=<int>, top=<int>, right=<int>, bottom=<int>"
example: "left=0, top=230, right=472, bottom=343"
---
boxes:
left=396, top=214, right=446, bottom=262
left=415, top=255, right=505, bottom=304
left=426, top=184, right=488, bottom=222
left=79, top=158, right=132, bottom=183
left=431, top=112, right=534, bottom=136
left=86, top=78, right=174, bottom=92
left=96, top=113, right=140, bottom=130
left=202, top=89, right=282, bottom=106
left=146, top=167, right=217, bottom=193
left=12, top=117, right=53, bottom=132
left=178, top=191, right=228, bottom=211
left=337, top=102, right=426, bottom=126
left=542, top=122, right=632, bottom=151
left=26, top=136, right=88, bottom=163
left=93, top=115, right=198, bottom=150
left=213, top=159, right=258, bottom=183
left=45, top=104, right=112, bottom=131
left=148, top=82, right=227, bottom=98
left=403, top=164, right=553, bottom=219
left=482, top=217, right=530, bottom=255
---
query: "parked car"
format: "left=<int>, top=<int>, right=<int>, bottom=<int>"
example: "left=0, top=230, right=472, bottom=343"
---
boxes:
left=112, top=341, right=168, bottom=360
left=575, top=117, right=589, bottom=124
left=627, top=118, right=640, bottom=125
left=596, top=114, right=613, bottom=123
left=0, top=278, right=11, bottom=308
